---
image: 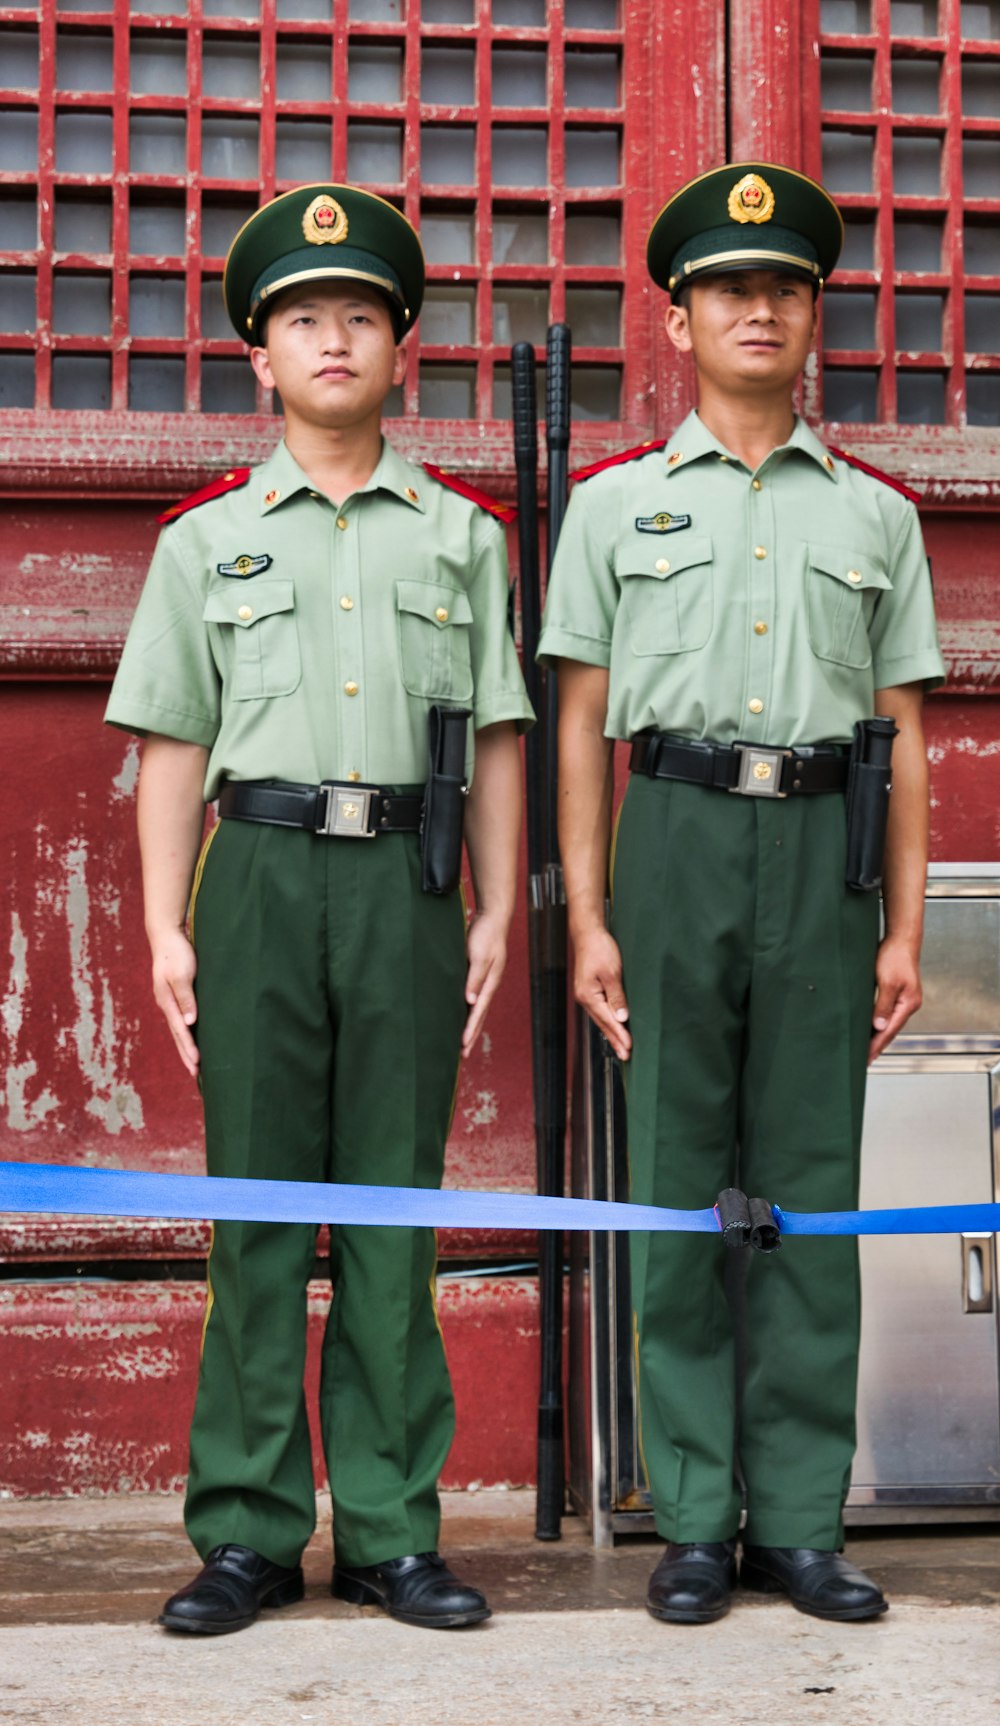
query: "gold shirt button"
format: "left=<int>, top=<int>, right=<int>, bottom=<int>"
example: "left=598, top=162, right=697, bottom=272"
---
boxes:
left=754, top=546, right=767, bottom=559
left=264, top=488, right=280, bottom=505
left=340, top=595, right=354, bottom=611
left=823, top=454, right=835, bottom=472
left=405, top=486, right=420, bottom=503
left=337, top=516, right=349, bottom=531
left=347, top=770, right=361, bottom=783
left=748, top=698, right=764, bottom=714
left=754, top=621, right=768, bottom=635
left=237, top=604, right=253, bottom=621
left=848, top=569, right=862, bottom=583
left=752, top=478, right=762, bottom=491
left=719, top=455, right=729, bottom=463
left=655, top=558, right=670, bottom=574
left=435, top=606, right=449, bottom=622
left=344, top=681, right=358, bottom=696
left=668, top=451, right=683, bottom=465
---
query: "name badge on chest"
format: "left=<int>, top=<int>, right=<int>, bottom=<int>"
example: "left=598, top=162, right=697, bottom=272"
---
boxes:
left=635, top=512, right=692, bottom=535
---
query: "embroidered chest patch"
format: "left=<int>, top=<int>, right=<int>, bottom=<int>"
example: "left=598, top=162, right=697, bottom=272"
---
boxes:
left=635, top=512, right=692, bottom=535
left=216, top=553, right=273, bottom=579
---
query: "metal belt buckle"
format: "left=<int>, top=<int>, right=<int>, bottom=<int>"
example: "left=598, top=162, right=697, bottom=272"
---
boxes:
left=318, top=783, right=375, bottom=837
left=731, top=744, right=791, bottom=798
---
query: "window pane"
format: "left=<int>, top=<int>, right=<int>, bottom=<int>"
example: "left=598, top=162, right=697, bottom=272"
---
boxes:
left=493, top=211, right=548, bottom=264
left=52, top=273, right=111, bottom=335
left=892, top=135, right=941, bottom=194
left=0, top=195, right=38, bottom=251
left=201, top=358, right=257, bottom=413
left=350, top=45, right=404, bottom=102
left=421, top=47, right=474, bottom=105
left=202, top=201, right=255, bottom=255
left=821, top=56, right=874, bottom=111
left=202, top=117, right=259, bottom=178
left=890, top=2, right=938, bottom=32
left=492, top=49, right=548, bottom=107
left=57, top=31, right=113, bottom=91
left=967, top=375, right=1000, bottom=425
left=51, top=354, right=111, bottom=409
left=203, top=39, right=260, bottom=98
left=130, top=198, right=186, bottom=255
left=962, top=63, right=1000, bottom=116
left=895, top=293, right=943, bottom=349
left=493, top=0, right=546, bottom=21
left=130, top=356, right=185, bottom=410
left=564, top=0, right=619, bottom=24
left=276, top=41, right=332, bottom=100
left=565, top=49, right=619, bottom=107
left=0, top=111, right=37, bottom=172
left=565, top=285, right=621, bottom=344
left=130, top=277, right=186, bottom=338
left=821, top=1, right=871, bottom=26
left=422, top=126, right=476, bottom=185
left=57, top=111, right=114, bottom=173
left=893, top=217, right=943, bottom=270
left=131, top=114, right=186, bottom=175
left=962, top=138, right=1000, bottom=196
left=965, top=295, right=1000, bottom=352
left=891, top=58, right=940, bottom=112
left=570, top=366, right=620, bottom=420
left=493, top=285, right=549, bottom=344
left=822, top=130, right=874, bottom=193
left=564, top=128, right=619, bottom=186
left=201, top=279, right=232, bottom=338
left=965, top=220, right=1000, bottom=275
left=824, top=368, right=878, bottom=420
left=54, top=195, right=111, bottom=252
left=419, top=364, right=476, bottom=417
left=3, top=30, right=39, bottom=88
left=565, top=209, right=620, bottom=266
left=0, top=354, right=34, bottom=409
left=277, top=0, right=333, bottom=15
left=421, top=287, right=476, bottom=344
left=422, top=0, right=473, bottom=19
left=423, top=211, right=476, bottom=264
left=897, top=371, right=945, bottom=422
left=131, top=37, right=187, bottom=95
left=347, top=123, right=403, bottom=181
left=824, top=290, right=877, bottom=348
left=0, top=273, right=36, bottom=333
left=961, top=3, right=1000, bottom=37
left=276, top=119, right=332, bottom=178
left=493, top=127, right=548, bottom=186
left=839, top=215, right=875, bottom=270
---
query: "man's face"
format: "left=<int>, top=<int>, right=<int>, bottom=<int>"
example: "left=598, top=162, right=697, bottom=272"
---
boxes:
left=664, top=270, right=818, bottom=397
left=250, top=282, right=406, bottom=429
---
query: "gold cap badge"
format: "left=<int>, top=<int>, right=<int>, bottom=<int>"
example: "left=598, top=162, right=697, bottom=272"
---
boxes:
left=302, top=195, right=349, bottom=247
left=727, top=173, right=775, bottom=225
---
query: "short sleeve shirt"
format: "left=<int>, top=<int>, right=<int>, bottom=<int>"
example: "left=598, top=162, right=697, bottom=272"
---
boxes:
left=538, top=410, right=944, bottom=747
left=106, top=438, right=534, bottom=799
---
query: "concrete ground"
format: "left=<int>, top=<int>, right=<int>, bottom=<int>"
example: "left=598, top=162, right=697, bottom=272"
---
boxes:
left=1, top=1491, right=997, bottom=1726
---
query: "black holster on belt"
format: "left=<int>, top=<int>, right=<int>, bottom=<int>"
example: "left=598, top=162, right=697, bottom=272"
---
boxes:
left=845, top=716, right=898, bottom=892
left=421, top=704, right=471, bottom=894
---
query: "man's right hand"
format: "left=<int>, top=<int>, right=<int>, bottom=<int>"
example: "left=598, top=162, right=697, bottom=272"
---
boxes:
left=150, top=926, right=200, bottom=1077
left=573, top=925, right=632, bottom=1060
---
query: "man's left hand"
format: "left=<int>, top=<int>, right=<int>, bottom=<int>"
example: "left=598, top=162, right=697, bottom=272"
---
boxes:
left=462, top=910, right=508, bottom=1057
left=869, top=933, right=923, bottom=1063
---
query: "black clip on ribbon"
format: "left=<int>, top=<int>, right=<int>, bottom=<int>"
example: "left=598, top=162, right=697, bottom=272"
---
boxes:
left=715, top=1188, right=781, bottom=1254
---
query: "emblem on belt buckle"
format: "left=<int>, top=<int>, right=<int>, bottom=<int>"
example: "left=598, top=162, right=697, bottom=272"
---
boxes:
left=732, top=744, right=790, bottom=798
left=320, top=784, right=375, bottom=836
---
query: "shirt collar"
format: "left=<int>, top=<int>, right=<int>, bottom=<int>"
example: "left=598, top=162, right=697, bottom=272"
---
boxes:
left=256, top=437, right=428, bottom=515
left=663, top=410, right=838, bottom=483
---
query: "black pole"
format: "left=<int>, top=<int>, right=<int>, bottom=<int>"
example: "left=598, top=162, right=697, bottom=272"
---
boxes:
left=533, top=322, right=572, bottom=1541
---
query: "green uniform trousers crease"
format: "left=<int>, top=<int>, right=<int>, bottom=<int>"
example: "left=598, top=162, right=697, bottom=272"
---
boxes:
left=612, top=774, right=880, bottom=1552
left=185, top=817, right=467, bottom=1571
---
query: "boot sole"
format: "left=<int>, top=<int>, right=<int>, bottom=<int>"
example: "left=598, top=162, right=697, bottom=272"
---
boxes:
left=332, top=1575, right=491, bottom=1629
left=159, top=1574, right=305, bottom=1634
left=740, top=1563, right=888, bottom=1621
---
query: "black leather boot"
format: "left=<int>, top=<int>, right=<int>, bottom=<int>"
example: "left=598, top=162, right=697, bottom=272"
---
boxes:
left=332, top=1552, right=490, bottom=1628
left=646, top=1540, right=738, bottom=1624
left=741, top=1545, right=888, bottom=1621
left=160, top=1544, right=305, bottom=1634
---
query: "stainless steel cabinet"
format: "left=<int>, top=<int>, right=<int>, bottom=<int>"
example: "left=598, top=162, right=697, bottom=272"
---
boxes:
left=567, top=867, right=1000, bottom=1544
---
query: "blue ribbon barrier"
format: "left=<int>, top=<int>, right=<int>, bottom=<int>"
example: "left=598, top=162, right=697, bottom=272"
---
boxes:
left=1, top=1160, right=998, bottom=1238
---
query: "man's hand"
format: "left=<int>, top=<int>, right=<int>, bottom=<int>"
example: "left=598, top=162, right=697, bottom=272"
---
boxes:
left=462, top=909, right=508, bottom=1057
left=573, top=924, right=632, bottom=1061
left=150, top=925, right=200, bottom=1077
left=869, top=932, right=922, bottom=1064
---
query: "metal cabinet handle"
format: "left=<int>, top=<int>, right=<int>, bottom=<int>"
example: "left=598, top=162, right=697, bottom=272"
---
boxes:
left=961, top=1234, right=994, bottom=1314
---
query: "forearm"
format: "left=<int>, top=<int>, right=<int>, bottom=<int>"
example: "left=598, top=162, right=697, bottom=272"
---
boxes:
left=556, top=663, right=615, bottom=939
left=137, top=736, right=210, bottom=943
left=876, top=684, right=929, bottom=953
left=463, top=721, right=521, bottom=926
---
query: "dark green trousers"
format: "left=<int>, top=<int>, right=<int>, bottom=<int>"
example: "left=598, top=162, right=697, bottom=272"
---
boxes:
left=184, top=816, right=467, bottom=1570
left=612, top=774, right=879, bottom=1550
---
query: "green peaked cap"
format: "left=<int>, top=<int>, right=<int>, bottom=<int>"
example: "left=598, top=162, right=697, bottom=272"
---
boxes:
left=647, top=162, right=844, bottom=297
left=223, top=183, right=425, bottom=342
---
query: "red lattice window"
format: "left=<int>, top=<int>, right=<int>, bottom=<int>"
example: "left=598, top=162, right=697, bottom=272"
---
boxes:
left=0, top=0, right=666, bottom=453
left=809, top=0, right=1000, bottom=429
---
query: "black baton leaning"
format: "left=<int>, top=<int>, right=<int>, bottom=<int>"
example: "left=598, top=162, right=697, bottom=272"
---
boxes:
left=533, top=322, right=572, bottom=1541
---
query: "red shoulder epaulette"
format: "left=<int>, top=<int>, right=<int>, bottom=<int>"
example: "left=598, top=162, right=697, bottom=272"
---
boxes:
left=570, top=439, right=669, bottom=484
left=157, top=467, right=252, bottom=526
left=422, top=463, right=517, bottom=524
left=827, top=447, right=922, bottom=505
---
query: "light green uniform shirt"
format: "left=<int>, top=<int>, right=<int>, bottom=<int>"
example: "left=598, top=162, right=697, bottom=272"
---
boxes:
left=106, top=438, right=534, bottom=799
left=538, top=410, right=944, bottom=747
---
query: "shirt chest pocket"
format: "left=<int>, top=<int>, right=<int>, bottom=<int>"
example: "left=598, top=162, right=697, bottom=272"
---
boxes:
left=806, top=545, right=892, bottom=671
left=202, top=578, right=302, bottom=701
left=395, top=580, right=474, bottom=701
left=616, top=537, right=714, bottom=656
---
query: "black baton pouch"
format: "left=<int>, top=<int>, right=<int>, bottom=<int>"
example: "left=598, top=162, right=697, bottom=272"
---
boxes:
left=421, top=704, right=472, bottom=895
left=845, top=716, right=898, bottom=892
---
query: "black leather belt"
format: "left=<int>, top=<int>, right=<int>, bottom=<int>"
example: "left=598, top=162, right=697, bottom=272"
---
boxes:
left=218, top=779, right=424, bottom=838
left=629, top=732, right=849, bottom=799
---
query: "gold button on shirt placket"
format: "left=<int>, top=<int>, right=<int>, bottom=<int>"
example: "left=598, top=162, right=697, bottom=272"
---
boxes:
left=745, top=473, right=776, bottom=728
left=333, top=500, right=365, bottom=784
